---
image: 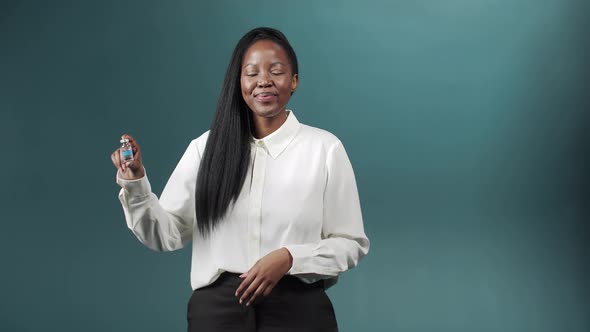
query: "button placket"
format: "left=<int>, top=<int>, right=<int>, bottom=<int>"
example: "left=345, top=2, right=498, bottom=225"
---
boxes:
left=247, top=142, right=267, bottom=267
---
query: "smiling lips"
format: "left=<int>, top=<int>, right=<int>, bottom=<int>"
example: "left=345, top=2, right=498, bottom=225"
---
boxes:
left=254, top=92, right=277, bottom=102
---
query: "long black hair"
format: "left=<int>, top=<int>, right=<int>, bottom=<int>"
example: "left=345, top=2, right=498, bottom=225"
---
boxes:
left=195, top=27, right=299, bottom=238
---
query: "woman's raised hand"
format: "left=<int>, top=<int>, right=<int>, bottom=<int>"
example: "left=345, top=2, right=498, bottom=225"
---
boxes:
left=111, top=134, right=145, bottom=180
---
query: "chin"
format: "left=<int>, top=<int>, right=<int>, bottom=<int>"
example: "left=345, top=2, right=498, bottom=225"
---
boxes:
left=250, top=106, right=283, bottom=118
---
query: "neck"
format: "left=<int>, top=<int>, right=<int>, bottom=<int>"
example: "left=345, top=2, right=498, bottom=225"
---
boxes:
left=251, top=110, right=288, bottom=139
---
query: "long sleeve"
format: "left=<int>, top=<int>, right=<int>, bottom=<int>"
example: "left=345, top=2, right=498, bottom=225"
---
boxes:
left=284, top=140, right=370, bottom=279
left=116, top=139, right=200, bottom=252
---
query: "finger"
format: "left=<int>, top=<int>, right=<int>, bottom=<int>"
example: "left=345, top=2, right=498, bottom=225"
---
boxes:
left=111, top=150, right=121, bottom=170
left=119, top=149, right=127, bottom=171
left=240, top=277, right=263, bottom=305
left=129, top=140, right=140, bottom=154
left=114, top=149, right=127, bottom=172
left=121, top=133, right=135, bottom=143
left=128, top=161, right=142, bottom=173
left=133, top=146, right=141, bottom=164
left=262, top=283, right=275, bottom=297
left=246, top=280, right=269, bottom=306
left=235, top=271, right=255, bottom=297
left=133, top=149, right=142, bottom=169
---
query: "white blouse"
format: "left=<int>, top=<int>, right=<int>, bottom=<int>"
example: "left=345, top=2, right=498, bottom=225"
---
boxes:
left=116, top=110, right=370, bottom=290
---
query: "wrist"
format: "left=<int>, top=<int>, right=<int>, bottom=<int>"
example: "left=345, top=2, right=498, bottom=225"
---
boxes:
left=283, top=247, right=293, bottom=269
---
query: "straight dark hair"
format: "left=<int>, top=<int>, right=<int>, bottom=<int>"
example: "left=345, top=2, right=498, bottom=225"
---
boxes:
left=195, top=27, right=299, bottom=238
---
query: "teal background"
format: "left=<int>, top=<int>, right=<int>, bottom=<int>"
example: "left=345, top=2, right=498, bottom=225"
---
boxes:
left=1, top=0, right=589, bottom=331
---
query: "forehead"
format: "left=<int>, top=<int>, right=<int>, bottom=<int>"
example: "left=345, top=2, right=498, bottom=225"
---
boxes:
left=242, top=40, right=290, bottom=66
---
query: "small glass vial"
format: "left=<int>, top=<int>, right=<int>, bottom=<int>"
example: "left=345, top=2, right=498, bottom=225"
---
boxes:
left=120, top=138, right=134, bottom=162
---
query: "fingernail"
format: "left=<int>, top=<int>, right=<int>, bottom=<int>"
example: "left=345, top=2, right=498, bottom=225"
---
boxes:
left=239, top=299, right=242, bottom=304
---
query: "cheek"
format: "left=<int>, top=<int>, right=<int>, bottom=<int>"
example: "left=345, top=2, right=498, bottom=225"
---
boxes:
left=278, top=78, right=293, bottom=95
left=241, top=80, right=255, bottom=96
left=240, top=78, right=247, bottom=94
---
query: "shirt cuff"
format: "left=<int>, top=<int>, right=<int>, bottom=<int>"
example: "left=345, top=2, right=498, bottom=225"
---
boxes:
left=115, top=167, right=151, bottom=198
left=283, top=244, right=315, bottom=275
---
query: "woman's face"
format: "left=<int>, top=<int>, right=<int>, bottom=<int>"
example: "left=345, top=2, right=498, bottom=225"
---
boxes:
left=241, top=40, right=298, bottom=119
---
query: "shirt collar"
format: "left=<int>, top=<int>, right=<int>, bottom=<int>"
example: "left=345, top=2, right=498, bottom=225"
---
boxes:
left=251, top=109, right=301, bottom=159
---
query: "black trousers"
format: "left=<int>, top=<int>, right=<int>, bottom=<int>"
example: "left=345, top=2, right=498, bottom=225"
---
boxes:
left=187, top=272, right=338, bottom=332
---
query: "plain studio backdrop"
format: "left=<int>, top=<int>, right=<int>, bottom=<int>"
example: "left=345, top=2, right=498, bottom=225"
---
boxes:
left=1, top=0, right=589, bottom=331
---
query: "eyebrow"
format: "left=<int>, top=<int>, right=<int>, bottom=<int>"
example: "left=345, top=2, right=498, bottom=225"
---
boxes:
left=243, top=61, right=286, bottom=68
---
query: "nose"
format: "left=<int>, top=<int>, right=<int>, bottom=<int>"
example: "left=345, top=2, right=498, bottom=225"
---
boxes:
left=257, top=73, right=273, bottom=87
left=257, top=80, right=272, bottom=88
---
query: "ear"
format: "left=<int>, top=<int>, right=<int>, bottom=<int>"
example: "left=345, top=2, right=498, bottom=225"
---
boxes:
left=290, top=74, right=299, bottom=95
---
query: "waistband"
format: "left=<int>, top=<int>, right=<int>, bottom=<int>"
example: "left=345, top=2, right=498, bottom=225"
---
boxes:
left=213, top=271, right=325, bottom=290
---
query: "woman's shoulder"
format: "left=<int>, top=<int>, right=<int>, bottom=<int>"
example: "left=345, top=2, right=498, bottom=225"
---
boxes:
left=188, top=130, right=211, bottom=157
left=298, top=123, right=341, bottom=148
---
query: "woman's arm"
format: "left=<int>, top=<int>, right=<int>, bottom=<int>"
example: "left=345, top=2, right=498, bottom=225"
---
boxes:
left=116, top=139, right=201, bottom=252
left=284, top=139, right=370, bottom=278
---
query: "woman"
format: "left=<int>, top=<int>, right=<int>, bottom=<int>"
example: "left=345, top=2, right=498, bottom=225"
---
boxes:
left=110, top=27, right=369, bottom=332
